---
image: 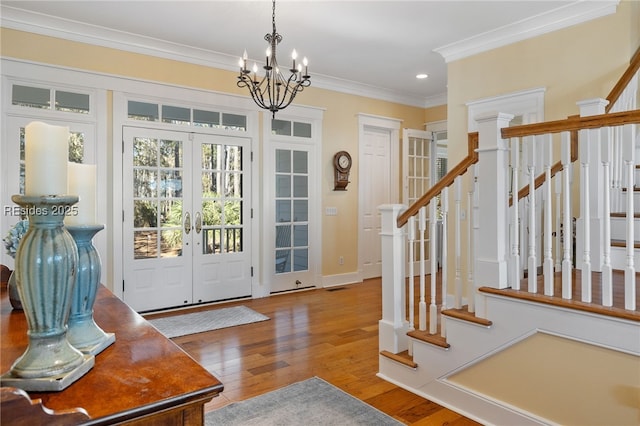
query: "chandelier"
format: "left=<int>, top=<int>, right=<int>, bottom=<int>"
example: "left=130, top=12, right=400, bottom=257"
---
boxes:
left=237, top=0, right=310, bottom=118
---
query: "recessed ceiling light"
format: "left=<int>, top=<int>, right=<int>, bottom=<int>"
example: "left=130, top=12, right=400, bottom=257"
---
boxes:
left=416, top=73, right=428, bottom=79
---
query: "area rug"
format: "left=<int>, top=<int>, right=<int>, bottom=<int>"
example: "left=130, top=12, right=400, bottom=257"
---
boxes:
left=147, top=306, right=269, bottom=338
left=204, top=377, right=403, bottom=425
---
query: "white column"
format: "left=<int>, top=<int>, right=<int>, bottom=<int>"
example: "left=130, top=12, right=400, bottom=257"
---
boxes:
left=575, top=98, right=609, bottom=273
left=379, top=204, right=409, bottom=353
left=474, top=112, right=514, bottom=290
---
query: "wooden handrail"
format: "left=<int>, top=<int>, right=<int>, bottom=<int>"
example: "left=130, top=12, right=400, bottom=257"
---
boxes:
left=605, top=45, right=640, bottom=113
left=501, top=109, right=640, bottom=139
left=397, top=132, right=478, bottom=228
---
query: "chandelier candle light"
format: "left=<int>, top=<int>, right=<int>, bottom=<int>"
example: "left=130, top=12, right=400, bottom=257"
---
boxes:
left=1, top=121, right=95, bottom=392
left=237, top=0, right=310, bottom=118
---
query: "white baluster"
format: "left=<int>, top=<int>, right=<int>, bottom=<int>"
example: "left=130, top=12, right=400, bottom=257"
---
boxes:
left=472, top=162, right=482, bottom=316
left=429, top=200, right=438, bottom=334
left=467, top=165, right=475, bottom=313
left=454, top=177, right=462, bottom=309
left=612, top=128, right=623, bottom=212
left=418, top=206, right=427, bottom=331
left=561, top=132, right=573, bottom=299
left=407, top=216, right=416, bottom=341
left=602, top=127, right=613, bottom=306
left=543, top=135, right=554, bottom=295
left=441, top=188, right=448, bottom=338
left=624, top=123, right=636, bottom=311
left=511, top=138, right=521, bottom=290
left=527, top=136, right=538, bottom=293
left=580, top=129, right=592, bottom=303
left=555, top=172, right=562, bottom=272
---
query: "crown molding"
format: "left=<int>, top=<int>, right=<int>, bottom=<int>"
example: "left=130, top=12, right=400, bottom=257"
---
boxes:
left=0, top=5, right=440, bottom=108
left=434, top=1, right=619, bottom=63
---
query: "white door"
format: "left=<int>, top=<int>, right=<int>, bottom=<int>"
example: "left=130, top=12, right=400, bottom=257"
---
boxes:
left=270, top=143, right=316, bottom=292
left=360, top=127, right=392, bottom=279
left=122, top=127, right=251, bottom=311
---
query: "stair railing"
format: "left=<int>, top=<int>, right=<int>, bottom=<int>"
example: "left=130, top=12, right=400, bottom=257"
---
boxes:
left=503, top=107, right=640, bottom=310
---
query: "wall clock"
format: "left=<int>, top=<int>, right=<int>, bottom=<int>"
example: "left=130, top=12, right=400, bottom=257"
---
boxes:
left=333, top=150, right=352, bottom=190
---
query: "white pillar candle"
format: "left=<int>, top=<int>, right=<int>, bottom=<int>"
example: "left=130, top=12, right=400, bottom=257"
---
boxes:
left=66, top=162, right=97, bottom=226
left=24, top=121, right=69, bottom=196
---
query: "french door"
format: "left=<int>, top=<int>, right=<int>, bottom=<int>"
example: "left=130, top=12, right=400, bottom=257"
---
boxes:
left=122, top=127, right=251, bottom=311
left=270, top=142, right=316, bottom=293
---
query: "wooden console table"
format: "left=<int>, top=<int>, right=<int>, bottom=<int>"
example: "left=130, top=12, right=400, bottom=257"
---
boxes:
left=0, top=285, right=223, bottom=425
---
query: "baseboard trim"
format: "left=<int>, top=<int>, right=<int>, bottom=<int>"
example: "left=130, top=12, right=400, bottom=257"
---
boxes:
left=321, top=272, right=362, bottom=288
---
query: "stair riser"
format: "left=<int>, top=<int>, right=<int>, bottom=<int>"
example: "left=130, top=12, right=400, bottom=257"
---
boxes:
left=610, top=245, right=640, bottom=269
left=610, top=216, right=640, bottom=240
left=620, top=190, right=640, bottom=211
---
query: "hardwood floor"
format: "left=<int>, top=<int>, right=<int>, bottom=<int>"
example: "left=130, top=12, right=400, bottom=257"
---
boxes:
left=145, top=279, right=479, bottom=425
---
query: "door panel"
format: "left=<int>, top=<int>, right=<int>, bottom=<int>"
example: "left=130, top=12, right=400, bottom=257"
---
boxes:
left=123, top=128, right=192, bottom=311
left=192, top=136, right=251, bottom=303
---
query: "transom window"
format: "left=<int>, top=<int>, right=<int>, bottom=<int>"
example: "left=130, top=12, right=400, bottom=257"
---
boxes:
left=127, top=100, right=247, bottom=131
left=271, top=119, right=312, bottom=138
left=12, top=84, right=90, bottom=114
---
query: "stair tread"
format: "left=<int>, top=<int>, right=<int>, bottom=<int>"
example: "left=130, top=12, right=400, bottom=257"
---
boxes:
left=441, top=306, right=493, bottom=326
left=478, top=286, right=640, bottom=323
left=407, top=329, right=450, bottom=349
left=611, top=239, right=640, bottom=248
left=380, top=350, right=417, bottom=369
left=610, top=212, right=640, bottom=218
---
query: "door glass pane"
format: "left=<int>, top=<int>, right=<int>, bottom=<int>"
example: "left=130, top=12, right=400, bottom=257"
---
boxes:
left=275, top=200, right=291, bottom=222
left=293, top=176, right=308, bottom=197
left=194, top=109, right=220, bottom=128
left=293, top=200, right=308, bottom=222
left=128, top=101, right=159, bottom=121
left=276, top=175, right=291, bottom=197
left=162, top=105, right=190, bottom=125
left=201, top=143, right=244, bottom=254
left=275, top=149, right=290, bottom=173
left=293, top=151, right=308, bottom=173
left=274, top=149, right=308, bottom=274
left=221, top=113, right=246, bottom=131
left=272, top=120, right=291, bottom=136
left=132, top=137, right=183, bottom=259
left=55, top=91, right=90, bottom=114
left=293, top=248, right=308, bottom=271
left=293, top=225, right=308, bottom=246
left=293, top=122, right=312, bottom=138
left=13, top=85, right=50, bottom=109
left=275, top=225, right=291, bottom=273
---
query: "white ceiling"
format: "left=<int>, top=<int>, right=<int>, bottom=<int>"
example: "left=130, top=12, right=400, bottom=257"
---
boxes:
left=1, top=1, right=619, bottom=107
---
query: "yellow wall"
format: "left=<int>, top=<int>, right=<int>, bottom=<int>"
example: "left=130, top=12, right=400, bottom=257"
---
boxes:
left=1, top=27, right=433, bottom=280
left=443, top=1, right=637, bottom=291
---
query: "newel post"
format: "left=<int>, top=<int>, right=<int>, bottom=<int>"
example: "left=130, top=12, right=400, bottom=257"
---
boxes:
left=378, top=204, right=409, bottom=354
left=474, top=113, right=514, bottom=300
